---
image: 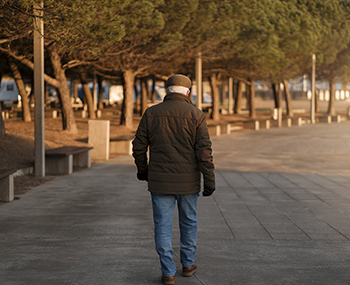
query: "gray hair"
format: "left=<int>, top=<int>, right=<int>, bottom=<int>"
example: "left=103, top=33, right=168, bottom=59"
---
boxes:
left=167, top=86, right=190, bottom=96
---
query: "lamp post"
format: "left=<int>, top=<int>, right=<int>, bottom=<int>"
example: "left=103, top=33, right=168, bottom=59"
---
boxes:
left=195, top=52, right=202, bottom=110
left=310, top=54, right=316, bottom=124
left=34, top=1, right=45, bottom=177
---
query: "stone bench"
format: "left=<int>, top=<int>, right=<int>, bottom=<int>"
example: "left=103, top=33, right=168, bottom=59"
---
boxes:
left=226, top=123, right=244, bottom=134
left=208, top=123, right=244, bottom=136
left=0, top=169, right=16, bottom=202
left=109, top=135, right=134, bottom=155
left=243, top=120, right=261, bottom=130
left=208, top=124, right=222, bottom=136
left=290, top=117, right=303, bottom=126
left=243, top=119, right=271, bottom=131
left=45, top=146, right=93, bottom=175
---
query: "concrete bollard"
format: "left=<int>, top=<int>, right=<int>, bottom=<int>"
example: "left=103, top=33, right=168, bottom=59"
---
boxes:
left=88, top=120, right=110, bottom=160
left=0, top=174, right=14, bottom=202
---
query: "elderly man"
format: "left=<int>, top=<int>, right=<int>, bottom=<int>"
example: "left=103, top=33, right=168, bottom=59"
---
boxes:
left=132, top=74, right=215, bottom=285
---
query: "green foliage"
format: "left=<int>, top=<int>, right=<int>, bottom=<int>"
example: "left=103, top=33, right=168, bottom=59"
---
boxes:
left=2, top=0, right=350, bottom=82
left=43, top=0, right=129, bottom=53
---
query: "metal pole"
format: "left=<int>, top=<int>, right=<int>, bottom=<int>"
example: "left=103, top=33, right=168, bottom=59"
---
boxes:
left=311, top=54, right=316, bottom=124
left=93, top=72, right=97, bottom=111
left=34, top=1, right=45, bottom=177
left=195, top=52, right=202, bottom=110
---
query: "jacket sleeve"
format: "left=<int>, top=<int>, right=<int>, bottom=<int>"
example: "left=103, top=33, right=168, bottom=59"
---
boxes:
left=132, top=112, right=149, bottom=175
left=195, top=115, right=215, bottom=190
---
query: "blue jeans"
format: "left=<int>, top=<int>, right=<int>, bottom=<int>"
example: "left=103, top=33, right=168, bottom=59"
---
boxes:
left=151, top=193, right=200, bottom=277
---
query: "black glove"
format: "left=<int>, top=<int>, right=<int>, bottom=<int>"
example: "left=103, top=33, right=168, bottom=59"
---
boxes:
left=137, top=172, right=148, bottom=181
left=203, top=187, right=215, bottom=197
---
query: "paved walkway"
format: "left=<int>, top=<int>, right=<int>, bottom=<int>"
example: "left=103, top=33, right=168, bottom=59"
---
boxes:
left=1, top=121, right=350, bottom=284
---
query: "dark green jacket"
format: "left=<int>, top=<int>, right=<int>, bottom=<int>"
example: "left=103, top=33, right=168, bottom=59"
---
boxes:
left=132, top=93, right=215, bottom=195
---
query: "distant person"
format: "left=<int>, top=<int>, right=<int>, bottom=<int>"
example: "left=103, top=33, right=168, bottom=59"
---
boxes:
left=132, top=74, right=215, bottom=285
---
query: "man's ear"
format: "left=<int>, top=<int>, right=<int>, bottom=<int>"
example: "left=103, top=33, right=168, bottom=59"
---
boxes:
left=186, top=89, right=191, bottom=96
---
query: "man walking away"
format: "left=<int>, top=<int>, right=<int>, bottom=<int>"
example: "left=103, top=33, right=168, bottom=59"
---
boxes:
left=132, top=74, right=215, bottom=285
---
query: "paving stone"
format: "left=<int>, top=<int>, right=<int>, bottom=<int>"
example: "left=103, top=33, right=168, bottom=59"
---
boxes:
left=1, top=121, right=350, bottom=284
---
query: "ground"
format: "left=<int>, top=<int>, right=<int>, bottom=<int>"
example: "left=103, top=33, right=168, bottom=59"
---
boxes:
left=1, top=98, right=349, bottom=201
left=1, top=110, right=139, bottom=199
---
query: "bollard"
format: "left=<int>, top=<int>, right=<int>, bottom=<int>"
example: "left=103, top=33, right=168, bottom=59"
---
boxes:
left=88, top=120, right=110, bottom=160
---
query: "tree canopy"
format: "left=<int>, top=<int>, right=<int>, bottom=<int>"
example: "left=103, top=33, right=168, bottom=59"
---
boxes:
left=1, top=0, right=350, bottom=129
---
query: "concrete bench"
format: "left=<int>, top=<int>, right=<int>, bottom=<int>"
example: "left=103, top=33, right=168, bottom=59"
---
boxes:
left=208, top=123, right=244, bottom=136
left=243, top=120, right=260, bottom=130
left=243, top=119, right=271, bottom=131
left=208, top=124, right=221, bottom=136
left=318, top=115, right=332, bottom=124
left=332, top=115, right=342, bottom=123
left=109, top=135, right=134, bottom=155
left=0, top=169, right=16, bottom=202
left=290, top=117, right=303, bottom=126
left=45, top=146, right=93, bottom=175
left=226, top=123, right=244, bottom=134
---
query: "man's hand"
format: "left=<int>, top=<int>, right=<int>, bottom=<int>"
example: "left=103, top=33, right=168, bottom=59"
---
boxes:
left=203, top=187, right=215, bottom=197
left=137, top=172, right=148, bottom=181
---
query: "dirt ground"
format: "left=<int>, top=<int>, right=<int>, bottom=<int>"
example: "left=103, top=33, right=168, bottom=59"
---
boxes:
left=1, top=108, right=139, bottom=200
left=1, top=98, right=349, bottom=202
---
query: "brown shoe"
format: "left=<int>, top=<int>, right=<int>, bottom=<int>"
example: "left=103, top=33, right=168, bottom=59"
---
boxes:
left=161, top=275, right=175, bottom=285
left=182, top=263, right=197, bottom=277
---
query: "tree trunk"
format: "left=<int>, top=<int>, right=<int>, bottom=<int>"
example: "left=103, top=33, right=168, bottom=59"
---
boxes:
left=7, top=57, right=31, bottom=122
left=56, top=90, right=67, bottom=130
left=209, top=73, right=220, bottom=120
left=0, top=74, right=5, bottom=133
left=246, top=83, right=251, bottom=111
left=121, top=69, right=135, bottom=128
left=44, top=84, right=49, bottom=106
left=328, top=75, right=336, bottom=115
left=48, top=45, right=78, bottom=133
left=75, top=80, right=80, bottom=103
left=28, top=75, right=34, bottom=107
left=248, top=80, right=256, bottom=118
left=141, top=78, right=148, bottom=115
left=283, top=80, right=293, bottom=117
left=277, top=83, right=283, bottom=108
left=0, top=103, right=5, bottom=134
left=97, top=75, right=103, bottom=110
left=272, top=83, right=278, bottom=108
left=151, top=77, right=156, bottom=103
left=134, top=79, right=141, bottom=114
left=234, top=80, right=243, bottom=114
left=79, top=71, right=96, bottom=119
left=120, top=82, right=126, bottom=126
left=315, top=89, right=319, bottom=113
